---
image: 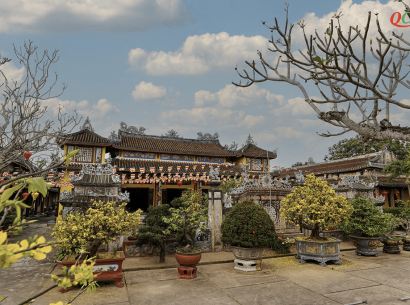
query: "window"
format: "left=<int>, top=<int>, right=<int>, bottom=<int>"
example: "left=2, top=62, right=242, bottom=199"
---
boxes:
left=76, top=147, right=93, bottom=162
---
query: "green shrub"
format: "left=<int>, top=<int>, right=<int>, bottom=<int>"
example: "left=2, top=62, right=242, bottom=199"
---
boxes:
left=0, top=208, right=17, bottom=228
left=221, top=200, right=278, bottom=248
left=383, top=207, right=403, bottom=217
left=341, top=195, right=393, bottom=237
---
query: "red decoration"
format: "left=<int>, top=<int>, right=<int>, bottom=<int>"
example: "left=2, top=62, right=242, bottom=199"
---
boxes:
left=177, top=180, right=183, bottom=189
left=32, top=192, right=39, bottom=200
left=381, top=190, right=388, bottom=197
left=22, top=193, right=29, bottom=200
left=394, top=189, right=400, bottom=196
left=23, top=151, right=32, bottom=160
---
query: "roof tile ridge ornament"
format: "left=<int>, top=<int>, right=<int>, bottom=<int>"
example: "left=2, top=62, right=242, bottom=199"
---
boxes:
left=80, top=117, right=94, bottom=132
left=224, top=141, right=238, bottom=151
left=196, top=132, right=219, bottom=141
left=108, top=130, right=121, bottom=144
left=119, top=121, right=146, bottom=135
left=162, top=129, right=181, bottom=139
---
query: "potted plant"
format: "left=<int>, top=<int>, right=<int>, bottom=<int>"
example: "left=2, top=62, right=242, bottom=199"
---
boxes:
left=391, top=200, right=410, bottom=251
left=221, top=200, right=278, bottom=267
left=163, top=190, right=208, bottom=279
left=341, top=195, right=393, bottom=256
left=52, top=200, right=141, bottom=290
left=280, top=174, right=353, bottom=267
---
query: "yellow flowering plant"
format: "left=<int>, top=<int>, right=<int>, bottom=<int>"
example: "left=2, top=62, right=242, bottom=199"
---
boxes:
left=280, top=174, right=353, bottom=239
left=52, top=200, right=141, bottom=258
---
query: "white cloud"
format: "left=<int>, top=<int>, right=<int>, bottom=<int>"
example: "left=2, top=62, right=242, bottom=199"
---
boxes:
left=274, top=127, right=305, bottom=139
left=0, top=60, right=25, bottom=83
left=132, top=81, right=167, bottom=101
left=129, top=32, right=269, bottom=75
left=0, top=0, right=192, bottom=33
left=194, top=84, right=283, bottom=108
left=273, top=96, right=316, bottom=116
left=243, top=115, right=265, bottom=128
left=42, top=98, right=119, bottom=119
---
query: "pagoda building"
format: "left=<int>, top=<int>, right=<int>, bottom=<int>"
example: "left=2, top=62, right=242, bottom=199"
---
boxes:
left=58, top=119, right=277, bottom=213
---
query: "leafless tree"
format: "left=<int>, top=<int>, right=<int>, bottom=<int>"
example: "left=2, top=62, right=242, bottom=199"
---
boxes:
left=234, top=2, right=410, bottom=142
left=0, top=41, right=80, bottom=186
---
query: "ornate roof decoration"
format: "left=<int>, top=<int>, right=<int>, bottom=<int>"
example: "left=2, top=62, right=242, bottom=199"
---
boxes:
left=245, top=134, right=256, bottom=145
left=224, top=141, right=238, bottom=151
left=80, top=117, right=94, bottom=132
left=163, top=129, right=181, bottom=138
left=307, top=157, right=315, bottom=165
left=108, top=130, right=121, bottom=143
left=295, top=170, right=305, bottom=183
left=197, top=132, right=219, bottom=141
left=120, top=122, right=146, bottom=135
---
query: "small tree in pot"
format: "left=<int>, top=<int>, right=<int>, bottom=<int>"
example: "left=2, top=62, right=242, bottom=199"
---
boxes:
left=163, top=190, right=208, bottom=253
left=341, top=195, right=393, bottom=256
left=280, top=174, right=353, bottom=266
left=134, top=204, right=172, bottom=263
left=280, top=174, right=353, bottom=240
left=52, top=200, right=141, bottom=258
left=221, top=200, right=278, bottom=250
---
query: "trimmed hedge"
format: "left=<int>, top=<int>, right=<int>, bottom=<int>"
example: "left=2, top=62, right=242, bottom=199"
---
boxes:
left=221, top=200, right=278, bottom=248
left=383, top=207, right=404, bottom=217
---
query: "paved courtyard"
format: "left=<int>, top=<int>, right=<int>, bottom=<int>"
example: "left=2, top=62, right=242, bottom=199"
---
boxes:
left=2, top=220, right=410, bottom=305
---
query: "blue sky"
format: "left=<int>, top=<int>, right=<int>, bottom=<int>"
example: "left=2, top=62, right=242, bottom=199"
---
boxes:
left=1, top=0, right=409, bottom=167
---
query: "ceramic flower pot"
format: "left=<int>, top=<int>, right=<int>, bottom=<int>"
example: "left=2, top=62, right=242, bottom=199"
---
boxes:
left=349, top=235, right=381, bottom=256
left=381, top=237, right=402, bottom=254
left=175, top=249, right=202, bottom=279
left=231, top=247, right=263, bottom=260
left=402, top=236, right=410, bottom=251
left=58, top=251, right=125, bottom=292
left=295, top=238, right=342, bottom=267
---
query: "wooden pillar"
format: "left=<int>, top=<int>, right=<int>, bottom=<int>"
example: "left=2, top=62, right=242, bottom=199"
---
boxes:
left=389, top=189, right=395, bottom=207
left=400, top=188, right=405, bottom=201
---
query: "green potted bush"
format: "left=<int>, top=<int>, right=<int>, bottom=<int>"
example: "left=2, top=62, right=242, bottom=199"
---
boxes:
left=163, top=190, right=208, bottom=278
left=221, top=200, right=278, bottom=264
left=52, top=200, right=141, bottom=290
left=280, top=174, right=353, bottom=266
left=134, top=204, right=172, bottom=263
left=341, top=195, right=393, bottom=256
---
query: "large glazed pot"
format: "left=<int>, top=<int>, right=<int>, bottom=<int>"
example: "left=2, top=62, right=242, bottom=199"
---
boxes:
left=403, top=236, right=410, bottom=251
left=175, top=249, right=202, bottom=266
left=349, top=235, right=381, bottom=256
left=232, top=247, right=263, bottom=260
left=381, top=237, right=402, bottom=254
left=295, top=238, right=342, bottom=267
left=58, top=251, right=125, bottom=292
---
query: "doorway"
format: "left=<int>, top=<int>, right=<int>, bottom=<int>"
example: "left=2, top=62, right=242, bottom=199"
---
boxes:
left=124, top=188, right=153, bottom=212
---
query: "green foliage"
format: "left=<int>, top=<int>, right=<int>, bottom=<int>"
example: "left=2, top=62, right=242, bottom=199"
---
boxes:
left=384, top=200, right=410, bottom=235
left=52, top=201, right=141, bottom=258
left=275, top=236, right=291, bottom=254
left=382, top=153, right=410, bottom=184
left=340, top=195, right=394, bottom=237
left=324, top=136, right=410, bottom=161
left=221, top=201, right=278, bottom=248
left=135, top=204, right=171, bottom=248
left=219, top=177, right=244, bottom=197
left=0, top=208, right=16, bottom=228
left=280, top=175, right=353, bottom=239
left=163, top=190, right=208, bottom=251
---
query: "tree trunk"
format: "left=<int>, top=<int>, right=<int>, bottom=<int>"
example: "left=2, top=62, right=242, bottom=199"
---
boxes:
left=184, top=224, right=193, bottom=251
left=159, top=239, right=166, bottom=263
left=87, top=241, right=102, bottom=258
left=310, top=226, right=320, bottom=239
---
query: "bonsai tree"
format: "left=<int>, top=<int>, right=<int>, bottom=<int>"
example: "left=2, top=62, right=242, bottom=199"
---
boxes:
left=340, top=195, right=393, bottom=237
left=280, top=174, right=353, bottom=240
left=163, top=190, right=208, bottom=253
left=52, top=200, right=141, bottom=258
left=397, top=200, right=410, bottom=237
left=221, top=200, right=278, bottom=248
left=134, top=204, right=172, bottom=263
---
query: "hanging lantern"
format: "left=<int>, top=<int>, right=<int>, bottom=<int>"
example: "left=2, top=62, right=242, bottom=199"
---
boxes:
left=177, top=180, right=183, bottom=189
left=381, top=190, right=388, bottom=197
left=32, top=192, right=39, bottom=200
left=394, top=189, right=400, bottom=197
left=24, top=151, right=32, bottom=160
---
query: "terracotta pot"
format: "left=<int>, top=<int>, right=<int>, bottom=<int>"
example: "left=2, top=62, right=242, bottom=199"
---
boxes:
left=175, top=250, right=202, bottom=266
left=58, top=251, right=125, bottom=292
left=127, top=236, right=137, bottom=240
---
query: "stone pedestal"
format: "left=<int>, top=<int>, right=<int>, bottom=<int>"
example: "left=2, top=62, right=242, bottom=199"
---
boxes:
left=234, top=259, right=262, bottom=272
left=207, top=180, right=222, bottom=251
left=178, top=265, right=197, bottom=279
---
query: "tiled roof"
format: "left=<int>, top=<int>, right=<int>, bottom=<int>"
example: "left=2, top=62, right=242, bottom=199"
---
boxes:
left=114, top=135, right=234, bottom=156
left=112, top=158, right=244, bottom=176
left=377, top=175, right=409, bottom=186
left=277, top=155, right=381, bottom=178
left=237, top=144, right=277, bottom=159
left=64, top=129, right=111, bottom=146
